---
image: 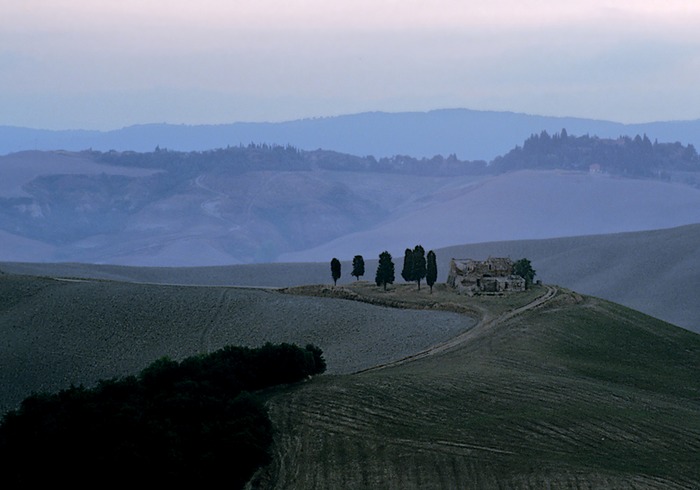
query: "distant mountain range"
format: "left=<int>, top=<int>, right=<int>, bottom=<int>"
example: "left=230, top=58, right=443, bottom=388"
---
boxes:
left=3, top=108, right=700, bottom=161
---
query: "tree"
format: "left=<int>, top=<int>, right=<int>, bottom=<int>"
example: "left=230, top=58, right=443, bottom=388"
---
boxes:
left=513, top=258, right=536, bottom=289
left=351, top=255, right=365, bottom=281
left=375, top=251, right=395, bottom=291
left=0, top=342, right=325, bottom=488
left=401, top=248, right=413, bottom=282
left=412, top=245, right=426, bottom=290
left=330, top=258, right=341, bottom=286
left=426, top=250, right=437, bottom=293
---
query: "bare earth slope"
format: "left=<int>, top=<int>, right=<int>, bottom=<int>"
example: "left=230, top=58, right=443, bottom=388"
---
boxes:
left=258, top=284, right=700, bottom=489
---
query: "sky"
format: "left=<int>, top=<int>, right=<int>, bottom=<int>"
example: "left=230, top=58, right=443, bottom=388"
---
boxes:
left=1, top=0, right=700, bottom=130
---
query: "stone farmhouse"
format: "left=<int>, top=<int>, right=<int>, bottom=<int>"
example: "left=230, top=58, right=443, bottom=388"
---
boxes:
left=447, top=257, right=526, bottom=294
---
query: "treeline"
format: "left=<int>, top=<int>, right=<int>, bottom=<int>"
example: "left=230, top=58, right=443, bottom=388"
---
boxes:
left=0, top=342, right=326, bottom=488
left=491, top=129, right=700, bottom=178
left=93, top=144, right=488, bottom=177
left=91, top=131, right=700, bottom=180
left=330, top=245, right=438, bottom=292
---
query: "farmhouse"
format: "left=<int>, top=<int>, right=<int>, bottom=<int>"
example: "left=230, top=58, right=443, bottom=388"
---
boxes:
left=447, top=257, right=526, bottom=294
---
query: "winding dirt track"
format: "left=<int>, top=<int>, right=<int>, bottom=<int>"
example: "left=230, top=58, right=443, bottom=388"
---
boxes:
left=358, top=285, right=558, bottom=373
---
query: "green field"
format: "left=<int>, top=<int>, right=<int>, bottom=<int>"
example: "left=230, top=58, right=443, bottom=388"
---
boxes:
left=0, top=275, right=470, bottom=413
left=1, top=273, right=698, bottom=488
left=258, top=284, right=700, bottom=488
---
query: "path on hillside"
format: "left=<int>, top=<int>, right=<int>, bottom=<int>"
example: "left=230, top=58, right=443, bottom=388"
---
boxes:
left=357, top=285, right=558, bottom=373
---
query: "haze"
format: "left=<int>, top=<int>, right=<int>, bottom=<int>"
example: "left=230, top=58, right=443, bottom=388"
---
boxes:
left=2, top=1, right=700, bottom=129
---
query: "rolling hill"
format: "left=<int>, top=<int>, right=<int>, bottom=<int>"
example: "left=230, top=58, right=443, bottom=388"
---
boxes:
left=0, top=274, right=697, bottom=487
left=2, top=145, right=700, bottom=266
left=2, top=109, right=698, bottom=487
left=0, top=274, right=469, bottom=414
left=277, top=170, right=700, bottom=263
left=259, top=284, right=700, bottom=488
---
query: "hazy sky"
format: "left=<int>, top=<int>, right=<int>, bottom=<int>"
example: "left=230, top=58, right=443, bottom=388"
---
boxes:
left=2, top=0, right=699, bottom=129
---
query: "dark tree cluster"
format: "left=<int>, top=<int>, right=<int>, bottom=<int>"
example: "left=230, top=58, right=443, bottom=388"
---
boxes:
left=368, top=245, right=438, bottom=292
left=402, top=245, right=426, bottom=290
left=491, top=129, right=700, bottom=178
left=331, top=257, right=341, bottom=285
left=401, top=245, right=438, bottom=292
left=351, top=255, right=365, bottom=280
left=375, top=251, right=395, bottom=291
left=0, top=342, right=326, bottom=488
left=426, top=250, right=438, bottom=293
left=513, top=258, right=536, bottom=289
left=329, top=255, right=368, bottom=285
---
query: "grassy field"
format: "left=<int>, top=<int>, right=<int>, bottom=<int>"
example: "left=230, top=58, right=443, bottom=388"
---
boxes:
left=1, top=273, right=698, bottom=488
left=0, top=275, right=470, bottom=414
left=256, top=283, right=700, bottom=489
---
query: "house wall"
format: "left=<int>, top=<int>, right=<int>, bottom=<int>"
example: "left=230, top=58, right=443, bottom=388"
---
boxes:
left=447, top=258, right=525, bottom=293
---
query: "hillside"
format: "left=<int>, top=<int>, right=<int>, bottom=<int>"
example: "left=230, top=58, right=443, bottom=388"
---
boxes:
left=0, top=274, right=469, bottom=414
left=2, top=143, right=700, bottom=266
left=277, top=170, right=700, bottom=263
left=437, top=224, right=700, bottom=334
left=258, top=283, right=700, bottom=488
left=1, top=275, right=697, bottom=487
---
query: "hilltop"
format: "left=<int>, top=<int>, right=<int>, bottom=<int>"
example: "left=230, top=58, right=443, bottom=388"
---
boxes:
left=4, top=223, right=698, bottom=334
left=259, top=283, right=700, bottom=488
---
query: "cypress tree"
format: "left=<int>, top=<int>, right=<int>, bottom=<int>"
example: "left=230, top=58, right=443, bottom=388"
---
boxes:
left=330, top=258, right=341, bottom=286
left=401, top=248, right=414, bottom=282
left=375, top=251, right=395, bottom=291
left=412, top=245, right=426, bottom=290
left=351, top=255, right=365, bottom=281
left=426, top=250, right=437, bottom=293
left=513, top=258, right=536, bottom=289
